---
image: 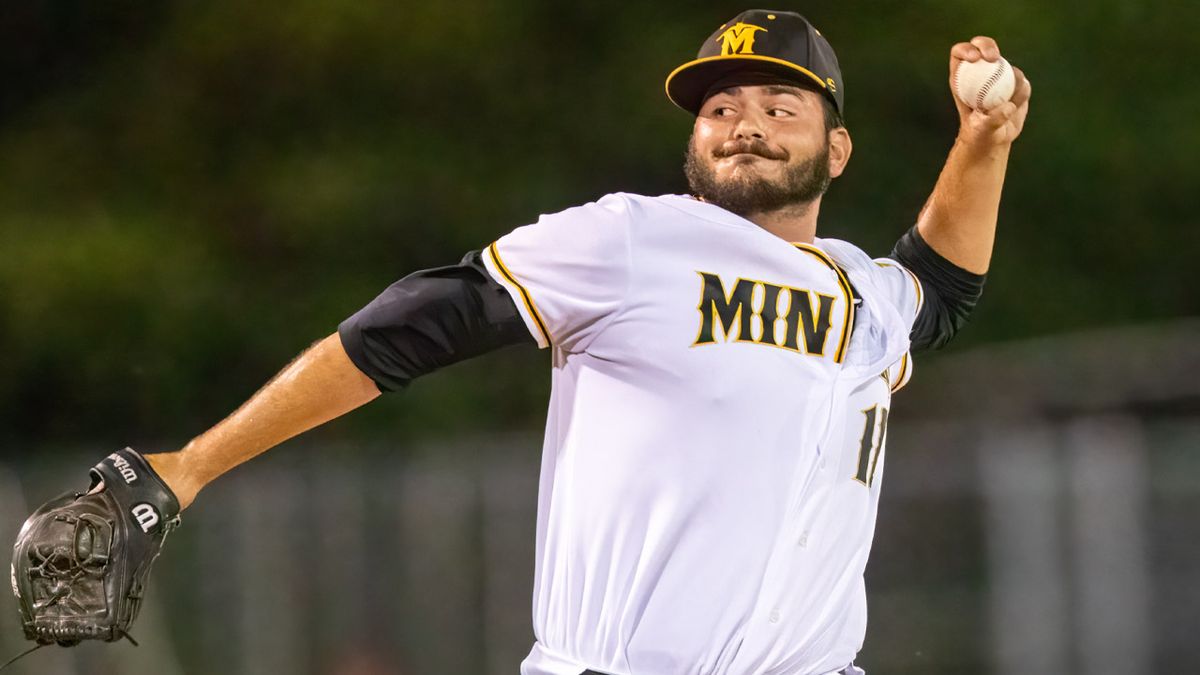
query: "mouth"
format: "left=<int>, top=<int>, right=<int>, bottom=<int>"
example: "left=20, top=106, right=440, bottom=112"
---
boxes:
left=715, top=144, right=787, bottom=162
left=717, top=152, right=779, bottom=171
left=725, top=152, right=771, bottom=160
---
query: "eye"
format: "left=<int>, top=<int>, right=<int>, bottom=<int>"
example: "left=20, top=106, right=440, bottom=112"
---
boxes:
left=767, top=107, right=794, bottom=117
left=712, top=106, right=735, bottom=117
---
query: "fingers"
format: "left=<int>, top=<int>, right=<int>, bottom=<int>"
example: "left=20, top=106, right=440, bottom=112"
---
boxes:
left=950, top=36, right=999, bottom=63
left=948, top=36, right=1029, bottom=144
left=982, top=101, right=1018, bottom=126
left=950, top=41, right=981, bottom=67
left=970, top=96, right=1020, bottom=131
left=969, top=36, right=1001, bottom=61
left=949, top=35, right=1004, bottom=80
left=968, top=94, right=1027, bottom=145
left=1010, top=65, right=1032, bottom=108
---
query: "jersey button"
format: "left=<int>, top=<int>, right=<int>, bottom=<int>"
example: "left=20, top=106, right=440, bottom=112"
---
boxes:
left=769, top=609, right=781, bottom=624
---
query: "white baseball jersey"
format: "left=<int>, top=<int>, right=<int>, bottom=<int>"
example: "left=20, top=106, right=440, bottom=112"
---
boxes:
left=480, top=193, right=924, bottom=675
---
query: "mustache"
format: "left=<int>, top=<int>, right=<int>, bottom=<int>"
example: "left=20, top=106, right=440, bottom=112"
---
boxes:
left=713, top=140, right=788, bottom=161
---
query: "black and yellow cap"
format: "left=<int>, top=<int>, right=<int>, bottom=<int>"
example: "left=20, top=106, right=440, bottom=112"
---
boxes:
left=665, top=10, right=844, bottom=116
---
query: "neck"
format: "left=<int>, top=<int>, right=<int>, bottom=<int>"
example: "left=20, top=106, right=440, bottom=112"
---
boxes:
left=741, top=197, right=822, bottom=244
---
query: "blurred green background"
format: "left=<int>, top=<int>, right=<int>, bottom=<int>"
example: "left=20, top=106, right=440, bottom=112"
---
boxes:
left=2, top=0, right=1195, bottom=447
left=1, top=1, right=1198, bottom=674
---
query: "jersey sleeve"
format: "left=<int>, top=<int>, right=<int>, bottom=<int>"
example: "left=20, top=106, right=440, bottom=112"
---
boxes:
left=818, top=237, right=924, bottom=331
left=481, top=193, right=632, bottom=352
left=870, top=258, right=925, bottom=332
left=884, top=351, right=915, bottom=394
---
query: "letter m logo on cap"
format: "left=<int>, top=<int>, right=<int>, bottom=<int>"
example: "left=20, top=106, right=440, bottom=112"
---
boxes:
left=716, top=22, right=767, bottom=55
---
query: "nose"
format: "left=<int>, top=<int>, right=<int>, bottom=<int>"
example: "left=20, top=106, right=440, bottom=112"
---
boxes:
left=732, top=107, right=767, bottom=141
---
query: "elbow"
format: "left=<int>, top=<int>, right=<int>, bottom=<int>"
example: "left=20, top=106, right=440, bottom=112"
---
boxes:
left=910, top=283, right=984, bottom=352
left=915, top=304, right=974, bottom=351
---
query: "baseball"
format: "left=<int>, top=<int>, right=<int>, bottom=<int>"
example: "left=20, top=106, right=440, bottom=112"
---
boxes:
left=954, top=57, right=1015, bottom=111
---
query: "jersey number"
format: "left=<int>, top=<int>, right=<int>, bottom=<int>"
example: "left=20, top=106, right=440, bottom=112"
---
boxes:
left=853, top=405, right=889, bottom=487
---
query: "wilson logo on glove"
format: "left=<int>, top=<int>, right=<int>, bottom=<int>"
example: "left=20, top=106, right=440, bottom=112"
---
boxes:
left=131, top=504, right=160, bottom=533
left=108, top=453, right=139, bottom=484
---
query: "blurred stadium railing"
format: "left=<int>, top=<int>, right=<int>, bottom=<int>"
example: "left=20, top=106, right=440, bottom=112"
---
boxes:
left=2, top=319, right=1196, bottom=675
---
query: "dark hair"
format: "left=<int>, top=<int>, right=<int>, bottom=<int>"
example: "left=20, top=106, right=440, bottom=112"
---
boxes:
left=820, top=95, right=844, bottom=132
left=779, top=78, right=844, bottom=131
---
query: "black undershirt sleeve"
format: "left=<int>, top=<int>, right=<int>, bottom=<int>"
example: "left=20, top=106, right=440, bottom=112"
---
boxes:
left=889, top=226, right=988, bottom=352
left=338, top=250, right=535, bottom=392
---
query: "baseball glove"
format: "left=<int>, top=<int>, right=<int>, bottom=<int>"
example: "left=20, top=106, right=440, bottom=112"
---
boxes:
left=9, top=448, right=181, bottom=647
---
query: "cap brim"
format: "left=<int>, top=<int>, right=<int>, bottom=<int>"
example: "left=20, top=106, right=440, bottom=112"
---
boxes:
left=665, top=55, right=831, bottom=115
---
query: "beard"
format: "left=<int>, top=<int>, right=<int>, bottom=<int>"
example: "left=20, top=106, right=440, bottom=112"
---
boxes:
left=684, top=134, right=832, bottom=218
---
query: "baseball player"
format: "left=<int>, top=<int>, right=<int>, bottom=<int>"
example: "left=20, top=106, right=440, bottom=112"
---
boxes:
left=9, top=9, right=1029, bottom=675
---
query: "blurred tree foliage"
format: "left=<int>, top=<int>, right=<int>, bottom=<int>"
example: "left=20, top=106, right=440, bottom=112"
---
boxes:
left=1, top=0, right=1197, bottom=448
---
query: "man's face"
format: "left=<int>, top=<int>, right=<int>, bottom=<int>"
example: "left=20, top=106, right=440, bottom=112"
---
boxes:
left=684, top=84, right=843, bottom=218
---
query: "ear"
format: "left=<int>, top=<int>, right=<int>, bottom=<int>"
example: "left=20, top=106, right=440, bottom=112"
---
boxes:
left=827, top=127, right=852, bottom=178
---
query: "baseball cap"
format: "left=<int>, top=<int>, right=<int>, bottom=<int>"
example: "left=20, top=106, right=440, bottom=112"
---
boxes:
left=665, top=10, right=844, bottom=116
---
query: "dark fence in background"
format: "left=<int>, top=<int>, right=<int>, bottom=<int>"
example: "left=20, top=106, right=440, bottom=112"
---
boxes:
left=2, top=319, right=1197, bottom=675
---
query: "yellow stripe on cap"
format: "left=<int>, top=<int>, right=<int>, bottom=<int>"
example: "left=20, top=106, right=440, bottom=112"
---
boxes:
left=665, top=54, right=830, bottom=109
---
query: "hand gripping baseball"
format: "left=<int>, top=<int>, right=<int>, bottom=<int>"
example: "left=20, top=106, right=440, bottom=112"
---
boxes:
left=6, top=448, right=180, bottom=667
left=949, top=36, right=1032, bottom=147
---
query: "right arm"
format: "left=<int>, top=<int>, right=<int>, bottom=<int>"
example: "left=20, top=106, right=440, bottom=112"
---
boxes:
left=147, top=334, right=379, bottom=510
left=146, top=193, right=631, bottom=509
left=148, top=249, right=537, bottom=510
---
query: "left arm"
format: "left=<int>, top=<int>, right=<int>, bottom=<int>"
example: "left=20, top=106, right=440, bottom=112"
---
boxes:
left=916, top=36, right=1031, bottom=275
left=890, top=36, right=1031, bottom=351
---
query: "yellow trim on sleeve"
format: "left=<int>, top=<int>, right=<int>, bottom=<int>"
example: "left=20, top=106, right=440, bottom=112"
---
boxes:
left=792, top=243, right=854, bottom=364
left=876, top=259, right=924, bottom=314
left=902, top=266, right=923, bottom=313
left=487, top=243, right=552, bottom=346
left=891, top=353, right=909, bottom=394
